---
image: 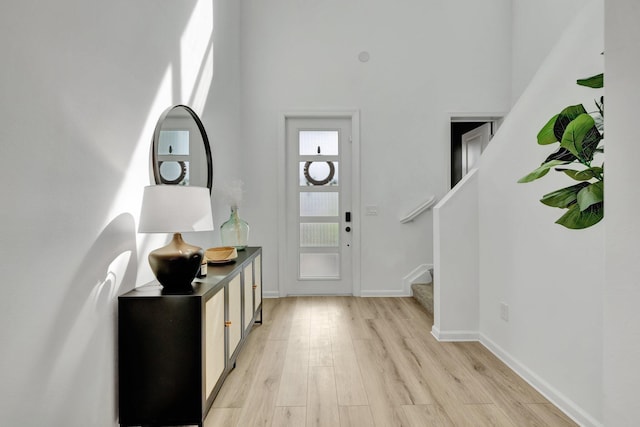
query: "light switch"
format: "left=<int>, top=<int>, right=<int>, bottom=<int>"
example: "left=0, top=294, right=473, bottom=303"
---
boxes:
left=365, top=205, right=378, bottom=216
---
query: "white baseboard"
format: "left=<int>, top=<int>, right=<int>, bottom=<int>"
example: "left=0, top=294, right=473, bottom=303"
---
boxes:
left=479, top=334, right=603, bottom=427
left=360, top=290, right=410, bottom=297
left=262, top=290, right=280, bottom=298
left=265, top=291, right=412, bottom=297
left=431, top=325, right=479, bottom=342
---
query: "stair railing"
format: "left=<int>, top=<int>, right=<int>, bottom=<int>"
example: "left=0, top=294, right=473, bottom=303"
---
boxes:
left=399, top=195, right=437, bottom=223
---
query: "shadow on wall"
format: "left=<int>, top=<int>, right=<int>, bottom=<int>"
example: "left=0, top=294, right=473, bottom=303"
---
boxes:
left=33, top=213, right=137, bottom=424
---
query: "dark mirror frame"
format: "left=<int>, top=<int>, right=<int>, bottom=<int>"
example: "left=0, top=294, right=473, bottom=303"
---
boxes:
left=151, top=104, right=213, bottom=194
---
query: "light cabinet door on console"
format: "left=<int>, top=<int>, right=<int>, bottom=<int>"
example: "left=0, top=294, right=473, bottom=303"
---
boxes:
left=243, top=263, right=253, bottom=333
left=205, top=287, right=225, bottom=398
left=227, top=274, right=242, bottom=361
left=254, top=254, right=262, bottom=314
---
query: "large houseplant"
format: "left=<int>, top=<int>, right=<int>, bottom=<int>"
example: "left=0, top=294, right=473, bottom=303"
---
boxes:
left=518, top=73, right=604, bottom=229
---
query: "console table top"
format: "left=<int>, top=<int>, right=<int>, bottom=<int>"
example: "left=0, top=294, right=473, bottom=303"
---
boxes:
left=120, top=246, right=261, bottom=299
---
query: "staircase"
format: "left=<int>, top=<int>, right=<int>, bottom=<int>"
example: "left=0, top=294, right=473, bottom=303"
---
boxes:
left=411, top=268, right=433, bottom=315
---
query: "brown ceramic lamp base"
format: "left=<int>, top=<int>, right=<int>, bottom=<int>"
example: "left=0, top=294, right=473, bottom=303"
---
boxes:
left=148, top=233, right=204, bottom=294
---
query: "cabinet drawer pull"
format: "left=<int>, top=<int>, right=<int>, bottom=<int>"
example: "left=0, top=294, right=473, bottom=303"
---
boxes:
left=252, top=285, right=257, bottom=289
left=225, top=321, right=232, bottom=327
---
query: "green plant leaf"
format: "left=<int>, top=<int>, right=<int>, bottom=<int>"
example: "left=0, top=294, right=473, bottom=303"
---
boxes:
left=577, top=181, right=604, bottom=211
left=544, top=147, right=578, bottom=163
left=554, top=104, right=587, bottom=141
left=560, top=113, right=596, bottom=157
left=518, top=160, right=567, bottom=183
left=580, top=125, right=604, bottom=162
left=537, top=114, right=560, bottom=145
left=555, top=202, right=604, bottom=229
left=577, top=73, right=604, bottom=88
left=540, top=182, right=589, bottom=208
left=557, top=166, right=603, bottom=181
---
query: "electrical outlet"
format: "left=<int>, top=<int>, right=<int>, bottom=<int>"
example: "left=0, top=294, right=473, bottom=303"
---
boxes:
left=500, top=302, right=509, bottom=322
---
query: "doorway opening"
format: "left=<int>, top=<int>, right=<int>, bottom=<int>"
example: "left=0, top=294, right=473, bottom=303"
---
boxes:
left=450, top=117, right=502, bottom=188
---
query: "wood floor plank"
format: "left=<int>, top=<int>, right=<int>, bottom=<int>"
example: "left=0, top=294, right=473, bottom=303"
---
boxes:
left=331, top=333, right=368, bottom=406
left=212, top=323, right=270, bottom=408
left=270, top=406, right=307, bottom=427
left=309, top=329, right=333, bottom=367
left=455, top=342, right=548, bottom=404
left=371, top=405, right=412, bottom=427
left=275, top=335, right=310, bottom=407
left=365, top=299, right=414, bottom=339
left=234, top=338, right=289, bottom=426
left=403, top=337, right=494, bottom=405
left=338, top=405, right=375, bottom=427
left=306, top=366, right=340, bottom=427
left=354, top=296, right=380, bottom=319
left=267, top=297, right=298, bottom=340
left=401, top=404, right=454, bottom=427
left=308, top=297, right=333, bottom=367
left=361, top=319, right=436, bottom=405
left=331, top=297, right=373, bottom=340
left=352, top=338, right=418, bottom=407
left=525, top=403, right=578, bottom=426
left=455, top=403, right=515, bottom=427
left=449, top=342, right=562, bottom=426
left=205, top=407, right=241, bottom=427
left=288, top=297, right=312, bottom=339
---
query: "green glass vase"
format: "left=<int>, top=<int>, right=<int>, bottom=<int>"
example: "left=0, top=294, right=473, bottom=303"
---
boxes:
left=220, top=206, right=249, bottom=250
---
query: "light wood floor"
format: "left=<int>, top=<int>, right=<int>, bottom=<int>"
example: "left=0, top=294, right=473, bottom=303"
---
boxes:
left=206, top=297, right=576, bottom=427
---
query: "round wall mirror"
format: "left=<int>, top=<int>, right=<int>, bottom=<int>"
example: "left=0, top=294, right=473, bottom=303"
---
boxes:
left=151, top=105, right=213, bottom=193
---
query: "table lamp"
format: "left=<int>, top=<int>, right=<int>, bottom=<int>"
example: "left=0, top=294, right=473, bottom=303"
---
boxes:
left=139, top=185, right=214, bottom=294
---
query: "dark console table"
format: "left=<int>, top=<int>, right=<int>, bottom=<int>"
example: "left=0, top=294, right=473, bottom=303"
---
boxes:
left=118, top=247, right=262, bottom=427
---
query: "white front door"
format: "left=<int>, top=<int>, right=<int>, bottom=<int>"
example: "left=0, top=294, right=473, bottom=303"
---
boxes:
left=284, top=117, right=353, bottom=295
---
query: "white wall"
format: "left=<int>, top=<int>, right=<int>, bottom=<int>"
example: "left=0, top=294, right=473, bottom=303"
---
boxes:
left=511, top=0, right=589, bottom=104
left=0, top=1, right=241, bottom=425
left=433, top=169, right=479, bottom=340
left=477, top=1, right=603, bottom=424
left=240, top=0, right=512, bottom=296
left=603, top=0, right=640, bottom=424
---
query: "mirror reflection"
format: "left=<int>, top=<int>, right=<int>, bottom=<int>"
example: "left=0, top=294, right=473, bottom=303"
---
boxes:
left=151, top=105, right=212, bottom=192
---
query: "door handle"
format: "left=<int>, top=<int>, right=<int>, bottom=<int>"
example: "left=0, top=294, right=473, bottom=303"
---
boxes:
left=345, top=212, right=351, bottom=222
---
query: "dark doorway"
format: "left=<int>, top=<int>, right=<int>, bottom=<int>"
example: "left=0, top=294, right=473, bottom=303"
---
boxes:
left=451, top=121, right=495, bottom=188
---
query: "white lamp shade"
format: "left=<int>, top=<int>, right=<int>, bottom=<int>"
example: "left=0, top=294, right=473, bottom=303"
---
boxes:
left=139, top=185, right=214, bottom=233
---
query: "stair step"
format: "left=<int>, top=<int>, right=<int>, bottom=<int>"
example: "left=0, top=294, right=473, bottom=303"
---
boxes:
left=411, top=282, right=433, bottom=315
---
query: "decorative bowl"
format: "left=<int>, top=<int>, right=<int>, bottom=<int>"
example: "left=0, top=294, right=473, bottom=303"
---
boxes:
left=205, top=246, right=238, bottom=264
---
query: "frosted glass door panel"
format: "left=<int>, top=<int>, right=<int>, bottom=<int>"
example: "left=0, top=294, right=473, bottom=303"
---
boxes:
left=299, top=131, right=339, bottom=155
left=300, top=223, right=339, bottom=247
left=158, top=130, right=190, bottom=155
left=300, top=253, right=340, bottom=279
left=159, top=161, right=190, bottom=185
left=299, top=161, right=339, bottom=186
left=300, top=192, right=339, bottom=217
